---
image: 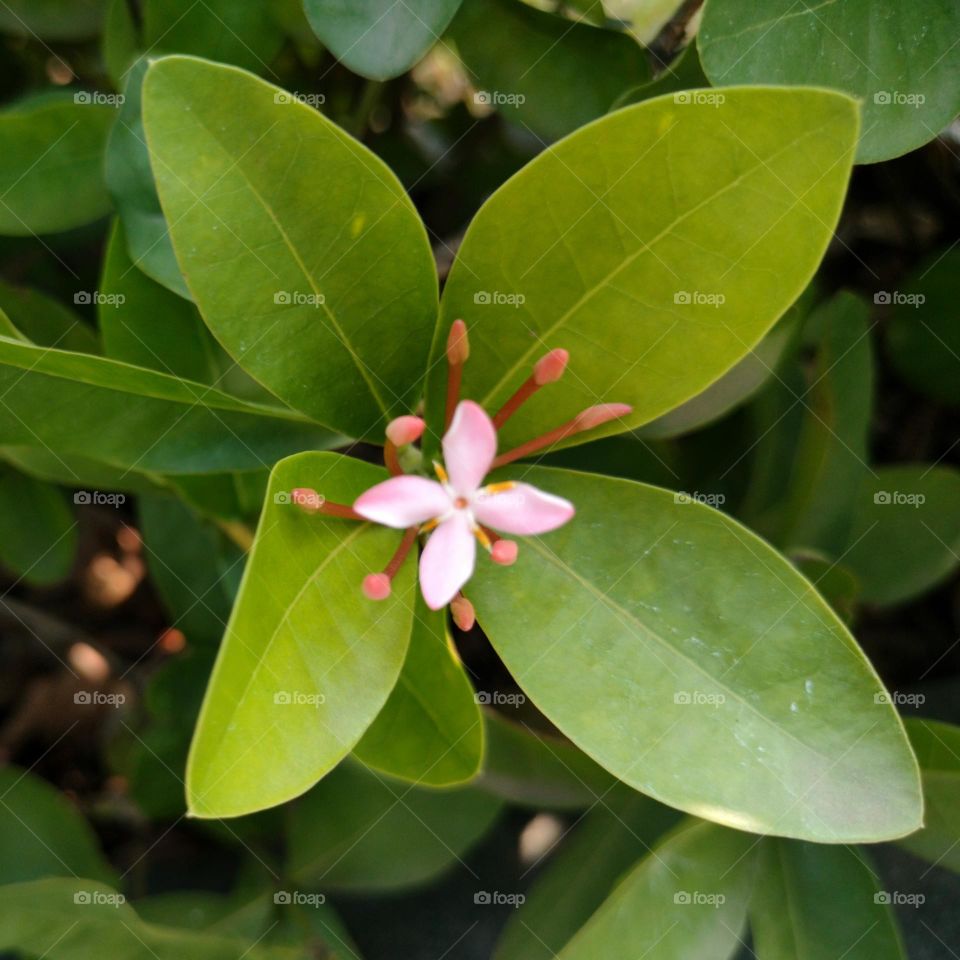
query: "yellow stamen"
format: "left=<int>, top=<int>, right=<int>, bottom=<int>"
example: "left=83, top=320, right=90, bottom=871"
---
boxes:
left=420, top=517, right=441, bottom=534
left=473, top=525, right=492, bottom=552
left=483, top=481, right=517, bottom=495
left=433, top=461, right=449, bottom=485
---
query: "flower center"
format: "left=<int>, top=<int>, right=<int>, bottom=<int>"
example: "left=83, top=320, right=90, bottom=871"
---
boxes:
left=454, top=496, right=469, bottom=509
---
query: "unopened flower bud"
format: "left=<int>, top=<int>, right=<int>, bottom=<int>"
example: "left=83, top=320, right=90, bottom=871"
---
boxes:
left=533, top=348, right=569, bottom=385
left=574, top=403, right=633, bottom=431
left=446, top=319, right=470, bottom=365
left=491, top=539, right=518, bottom=566
left=450, top=595, right=476, bottom=631
left=362, top=573, right=391, bottom=601
left=386, top=415, right=425, bottom=446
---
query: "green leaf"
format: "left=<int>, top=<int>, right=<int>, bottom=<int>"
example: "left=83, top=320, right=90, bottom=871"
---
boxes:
left=0, top=330, right=333, bottom=474
left=611, top=42, right=710, bottom=110
left=0, top=445, right=164, bottom=496
left=287, top=760, right=502, bottom=891
left=105, top=60, right=190, bottom=299
left=186, top=452, right=415, bottom=817
left=303, top=0, right=463, bottom=80
left=103, top=0, right=140, bottom=88
left=0, top=95, right=114, bottom=236
left=354, top=596, right=483, bottom=786
left=470, top=467, right=922, bottom=841
left=898, top=718, right=960, bottom=874
left=448, top=0, right=650, bottom=142
left=0, top=0, right=106, bottom=39
left=0, top=282, right=99, bottom=353
left=885, top=248, right=960, bottom=406
left=0, top=767, right=115, bottom=885
left=751, top=839, right=904, bottom=960
left=480, top=710, right=616, bottom=810
left=698, top=0, right=960, bottom=163
left=142, top=55, right=438, bottom=441
left=0, top=464, right=76, bottom=585
left=495, top=791, right=682, bottom=960
left=840, top=466, right=960, bottom=607
left=428, top=87, right=858, bottom=454
left=790, top=551, right=860, bottom=625
left=556, top=821, right=755, bottom=960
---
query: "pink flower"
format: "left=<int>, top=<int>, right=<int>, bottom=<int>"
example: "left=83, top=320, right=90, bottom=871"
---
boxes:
left=354, top=401, right=574, bottom=609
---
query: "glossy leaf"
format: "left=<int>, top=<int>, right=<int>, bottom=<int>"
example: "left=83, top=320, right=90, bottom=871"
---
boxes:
left=0, top=767, right=116, bottom=886
left=354, top=596, right=483, bottom=786
left=899, top=718, right=960, bottom=874
left=429, top=87, right=858, bottom=454
left=287, top=760, right=502, bottom=891
left=0, top=95, right=113, bottom=236
left=448, top=0, right=650, bottom=141
left=186, top=452, right=415, bottom=817
left=470, top=467, right=922, bottom=841
left=0, top=331, right=332, bottom=475
left=751, top=839, right=904, bottom=960
left=143, top=56, right=438, bottom=440
left=698, top=0, right=960, bottom=163
left=840, top=466, right=960, bottom=607
left=0, top=464, right=76, bottom=585
left=0, top=282, right=99, bottom=353
left=495, top=791, right=682, bottom=960
left=304, top=0, right=463, bottom=80
left=556, top=821, right=754, bottom=960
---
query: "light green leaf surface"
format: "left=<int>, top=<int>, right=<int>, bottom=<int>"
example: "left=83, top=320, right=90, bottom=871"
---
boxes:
left=304, top=0, right=463, bottom=80
left=0, top=95, right=113, bottom=236
left=751, top=839, right=904, bottom=960
left=186, top=452, right=415, bottom=817
left=287, top=760, right=502, bottom=891
left=699, top=0, right=960, bottom=163
left=470, top=467, right=922, bottom=841
left=429, top=87, right=858, bottom=454
left=354, top=596, right=483, bottom=786
left=143, top=56, right=438, bottom=440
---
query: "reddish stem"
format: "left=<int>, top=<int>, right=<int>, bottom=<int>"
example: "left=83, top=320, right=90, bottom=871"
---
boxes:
left=385, top=526, right=419, bottom=578
left=384, top=440, right=403, bottom=476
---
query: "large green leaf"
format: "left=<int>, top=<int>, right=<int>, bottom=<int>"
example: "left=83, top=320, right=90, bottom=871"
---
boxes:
left=0, top=95, right=113, bottom=236
left=0, top=767, right=116, bottom=886
left=751, top=839, right=904, bottom=960
left=698, top=0, right=960, bottom=163
left=287, top=760, right=502, bottom=891
left=186, top=452, right=415, bottom=817
left=143, top=56, right=438, bottom=441
left=428, top=87, right=858, bottom=454
left=556, top=821, right=755, bottom=960
left=448, top=0, right=650, bottom=141
left=898, top=718, right=960, bottom=874
left=840, top=466, right=960, bottom=607
left=354, top=596, right=483, bottom=786
left=0, top=331, right=331, bottom=474
left=495, top=791, right=682, bottom=960
left=470, top=467, right=922, bottom=841
left=304, top=0, right=463, bottom=80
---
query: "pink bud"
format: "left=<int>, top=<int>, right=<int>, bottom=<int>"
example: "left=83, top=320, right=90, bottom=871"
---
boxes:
left=575, top=403, right=633, bottom=431
left=533, top=348, right=569, bottom=385
left=491, top=539, right=518, bottom=566
left=292, top=487, right=323, bottom=513
left=385, top=415, right=425, bottom=446
left=450, top=595, right=476, bottom=631
left=446, top=319, right=470, bottom=364
left=362, top=573, right=391, bottom=601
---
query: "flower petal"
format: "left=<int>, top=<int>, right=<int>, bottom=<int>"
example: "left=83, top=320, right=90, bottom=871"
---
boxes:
left=419, top=512, right=476, bottom=610
left=473, top=482, right=575, bottom=535
left=354, top=476, right=449, bottom=529
left=443, top=400, right=497, bottom=495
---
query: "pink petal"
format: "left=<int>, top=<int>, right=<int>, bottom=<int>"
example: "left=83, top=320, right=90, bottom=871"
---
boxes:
left=443, top=400, right=497, bottom=495
left=419, top=512, right=476, bottom=610
left=473, top=483, right=575, bottom=535
left=354, top=476, right=449, bottom=529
